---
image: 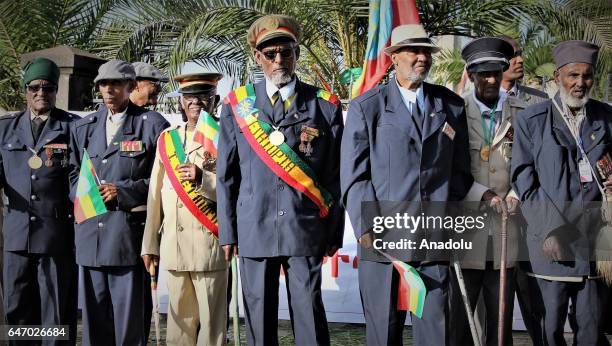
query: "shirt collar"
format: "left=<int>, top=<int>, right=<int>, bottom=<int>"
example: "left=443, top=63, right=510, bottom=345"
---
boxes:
left=265, top=77, right=296, bottom=101
left=500, top=82, right=519, bottom=97
left=473, top=90, right=504, bottom=115
left=30, top=109, right=51, bottom=121
left=107, top=107, right=127, bottom=123
left=395, top=78, right=423, bottom=111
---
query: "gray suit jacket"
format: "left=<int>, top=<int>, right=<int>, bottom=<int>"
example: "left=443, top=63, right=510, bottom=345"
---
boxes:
left=518, top=84, right=548, bottom=106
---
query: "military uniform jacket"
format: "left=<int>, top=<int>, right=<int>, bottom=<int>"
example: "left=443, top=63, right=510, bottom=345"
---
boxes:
left=340, top=79, right=473, bottom=255
left=69, top=103, right=169, bottom=267
left=0, top=108, right=75, bottom=254
left=518, top=84, right=548, bottom=106
left=511, top=94, right=612, bottom=277
left=216, top=79, right=344, bottom=258
left=461, top=93, right=526, bottom=269
left=142, top=124, right=227, bottom=272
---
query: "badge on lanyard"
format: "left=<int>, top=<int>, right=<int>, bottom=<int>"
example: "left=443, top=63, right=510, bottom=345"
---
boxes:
left=579, top=159, right=593, bottom=183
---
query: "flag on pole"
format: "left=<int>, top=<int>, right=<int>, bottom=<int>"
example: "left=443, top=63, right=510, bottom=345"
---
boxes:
left=392, top=260, right=426, bottom=317
left=74, top=150, right=107, bottom=224
left=193, top=110, right=219, bottom=157
left=351, top=0, right=421, bottom=98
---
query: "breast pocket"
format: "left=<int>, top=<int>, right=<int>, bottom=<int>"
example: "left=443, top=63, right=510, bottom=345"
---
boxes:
left=119, top=148, right=147, bottom=177
left=2, top=140, right=27, bottom=176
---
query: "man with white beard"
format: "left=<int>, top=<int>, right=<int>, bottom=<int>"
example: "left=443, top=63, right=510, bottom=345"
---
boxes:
left=511, top=40, right=612, bottom=345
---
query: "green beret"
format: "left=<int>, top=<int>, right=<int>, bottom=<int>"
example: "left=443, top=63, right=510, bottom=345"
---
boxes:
left=23, top=57, right=60, bottom=87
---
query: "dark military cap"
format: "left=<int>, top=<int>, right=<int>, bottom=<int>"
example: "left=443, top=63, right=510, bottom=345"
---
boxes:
left=553, top=40, right=599, bottom=69
left=247, top=14, right=301, bottom=49
left=461, top=37, right=514, bottom=73
left=23, top=57, right=60, bottom=86
left=132, top=62, right=169, bottom=82
left=94, top=59, right=136, bottom=83
left=174, top=72, right=222, bottom=94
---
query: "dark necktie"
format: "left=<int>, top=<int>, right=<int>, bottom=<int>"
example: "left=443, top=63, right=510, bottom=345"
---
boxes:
left=273, top=92, right=285, bottom=124
left=32, top=116, right=45, bottom=142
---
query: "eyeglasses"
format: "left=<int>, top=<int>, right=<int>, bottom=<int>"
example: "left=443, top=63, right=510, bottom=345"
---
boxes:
left=260, top=48, right=295, bottom=61
left=182, top=94, right=215, bottom=103
left=26, top=84, right=57, bottom=93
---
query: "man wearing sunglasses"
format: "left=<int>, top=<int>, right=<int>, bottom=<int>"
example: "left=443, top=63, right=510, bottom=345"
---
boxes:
left=130, top=62, right=168, bottom=109
left=217, top=14, right=344, bottom=346
left=0, top=57, right=78, bottom=343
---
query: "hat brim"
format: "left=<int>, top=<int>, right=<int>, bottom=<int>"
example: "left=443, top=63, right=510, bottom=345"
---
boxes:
left=255, top=32, right=297, bottom=49
left=177, top=84, right=216, bottom=94
left=384, top=43, right=441, bottom=55
left=467, top=61, right=508, bottom=73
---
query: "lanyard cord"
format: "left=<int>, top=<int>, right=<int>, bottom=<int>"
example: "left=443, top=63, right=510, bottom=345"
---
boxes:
left=480, top=103, right=498, bottom=146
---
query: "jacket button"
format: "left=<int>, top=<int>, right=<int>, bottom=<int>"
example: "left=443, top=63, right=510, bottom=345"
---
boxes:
left=278, top=185, right=284, bottom=191
left=30, top=194, right=37, bottom=201
left=98, top=222, right=104, bottom=228
left=278, top=210, right=285, bottom=216
left=178, top=225, right=184, bottom=232
left=178, top=203, right=183, bottom=208
left=102, top=159, right=107, bottom=164
left=29, top=216, right=36, bottom=221
left=490, top=168, right=496, bottom=173
left=31, top=175, right=36, bottom=180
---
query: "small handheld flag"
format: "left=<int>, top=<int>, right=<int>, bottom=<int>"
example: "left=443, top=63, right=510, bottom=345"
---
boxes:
left=74, top=150, right=107, bottom=224
left=378, top=250, right=426, bottom=318
left=193, top=110, right=219, bottom=158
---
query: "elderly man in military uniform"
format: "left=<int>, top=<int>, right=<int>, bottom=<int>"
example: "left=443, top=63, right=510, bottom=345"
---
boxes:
left=341, top=24, right=473, bottom=345
left=511, top=40, right=611, bottom=345
left=0, top=57, right=77, bottom=344
left=216, top=14, right=344, bottom=346
left=498, top=35, right=549, bottom=106
left=129, top=62, right=168, bottom=109
left=69, top=60, right=169, bottom=345
left=451, top=37, right=525, bottom=345
left=142, top=72, right=228, bottom=345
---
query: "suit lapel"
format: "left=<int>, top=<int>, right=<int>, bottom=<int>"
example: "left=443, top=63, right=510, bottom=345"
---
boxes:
left=385, top=78, right=422, bottom=145
left=103, top=110, right=136, bottom=159
left=550, top=96, right=576, bottom=149
left=422, top=83, right=446, bottom=141
left=254, top=81, right=274, bottom=126
left=582, top=101, right=605, bottom=153
left=17, top=109, right=35, bottom=149
left=492, top=98, right=516, bottom=147
left=85, top=109, right=108, bottom=157
left=278, top=79, right=310, bottom=128
left=35, top=109, right=65, bottom=152
left=465, top=94, right=486, bottom=142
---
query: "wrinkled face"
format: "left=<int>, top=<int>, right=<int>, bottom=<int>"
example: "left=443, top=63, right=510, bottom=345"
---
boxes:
left=133, top=79, right=162, bottom=107
left=255, top=41, right=299, bottom=87
left=470, top=70, right=503, bottom=105
left=179, top=91, right=216, bottom=123
left=98, top=79, right=134, bottom=112
left=391, top=46, right=433, bottom=84
left=554, top=62, right=594, bottom=109
left=26, top=79, right=57, bottom=114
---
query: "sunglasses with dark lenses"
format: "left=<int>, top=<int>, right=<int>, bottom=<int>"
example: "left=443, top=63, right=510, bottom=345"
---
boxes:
left=26, top=84, right=57, bottom=93
left=183, top=94, right=215, bottom=103
left=260, top=48, right=295, bottom=61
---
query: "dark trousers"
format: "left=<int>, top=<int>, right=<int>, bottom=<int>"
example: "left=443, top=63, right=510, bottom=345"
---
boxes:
left=449, top=264, right=515, bottom=346
left=359, top=260, right=449, bottom=346
left=79, top=265, right=147, bottom=346
left=3, top=251, right=77, bottom=345
left=529, top=276, right=608, bottom=346
left=239, top=256, right=329, bottom=346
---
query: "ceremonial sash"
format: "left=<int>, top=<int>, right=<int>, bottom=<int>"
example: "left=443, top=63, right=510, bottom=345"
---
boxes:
left=158, top=129, right=218, bottom=237
left=225, top=84, right=333, bottom=217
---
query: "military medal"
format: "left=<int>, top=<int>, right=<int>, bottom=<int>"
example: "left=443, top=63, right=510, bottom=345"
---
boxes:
left=269, top=130, right=285, bottom=146
left=299, top=126, right=319, bottom=157
left=28, top=155, right=43, bottom=169
left=44, top=148, right=53, bottom=167
left=480, top=145, right=490, bottom=162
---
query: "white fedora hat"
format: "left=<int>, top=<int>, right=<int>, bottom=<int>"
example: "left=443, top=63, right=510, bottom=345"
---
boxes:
left=384, top=24, right=440, bottom=55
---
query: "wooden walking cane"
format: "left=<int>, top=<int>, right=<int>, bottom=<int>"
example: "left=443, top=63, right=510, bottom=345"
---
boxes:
left=148, top=262, right=161, bottom=346
left=498, top=210, right=509, bottom=346
left=231, top=257, right=240, bottom=346
left=453, top=260, right=481, bottom=346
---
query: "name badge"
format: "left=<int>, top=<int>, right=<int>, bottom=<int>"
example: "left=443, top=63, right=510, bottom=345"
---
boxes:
left=579, top=159, right=593, bottom=183
left=120, top=140, right=143, bottom=152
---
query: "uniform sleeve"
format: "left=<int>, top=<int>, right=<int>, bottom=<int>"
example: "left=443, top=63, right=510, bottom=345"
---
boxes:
left=116, top=118, right=169, bottom=210
left=511, top=111, right=565, bottom=239
left=322, top=102, right=345, bottom=248
left=142, top=149, right=164, bottom=256
left=216, top=103, right=241, bottom=246
left=340, top=101, right=377, bottom=239
left=449, top=105, right=474, bottom=201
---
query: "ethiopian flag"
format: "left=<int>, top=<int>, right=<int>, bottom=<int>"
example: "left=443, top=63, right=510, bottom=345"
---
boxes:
left=392, top=260, right=426, bottom=318
left=74, top=150, right=107, bottom=224
left=193, top=110, right=219, bottom=158
left=351, top=0, right=420, bottom=98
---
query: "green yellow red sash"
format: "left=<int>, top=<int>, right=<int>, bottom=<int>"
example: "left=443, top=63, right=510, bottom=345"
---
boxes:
left=225, top=84, right=333, bottom=217
left=158, top=129, right=218, bottom=237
